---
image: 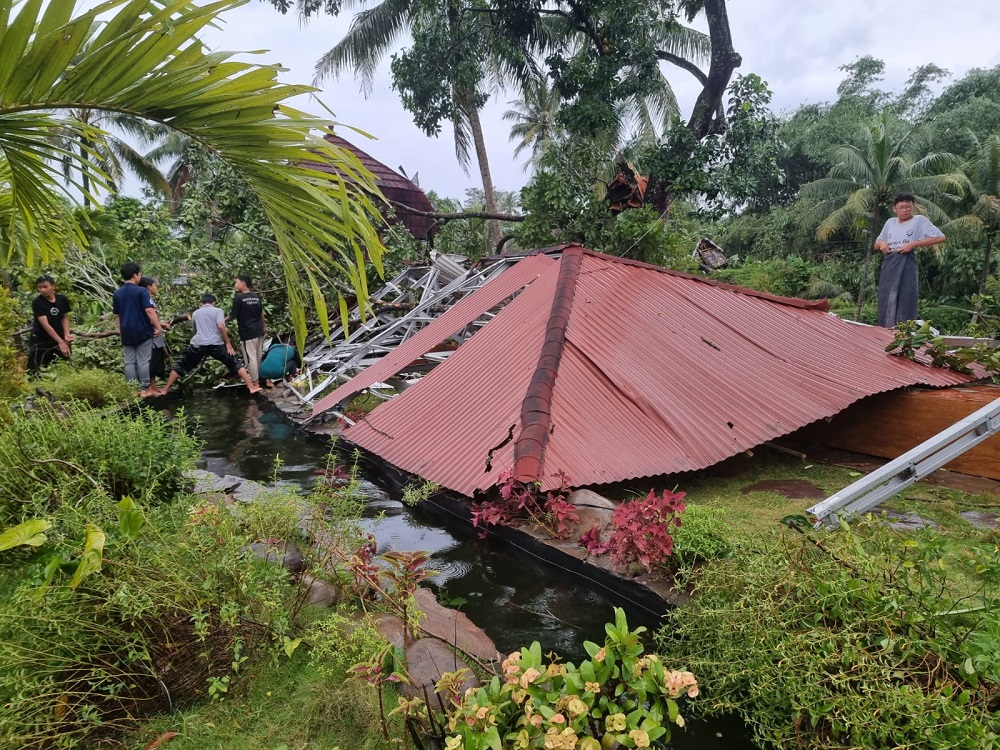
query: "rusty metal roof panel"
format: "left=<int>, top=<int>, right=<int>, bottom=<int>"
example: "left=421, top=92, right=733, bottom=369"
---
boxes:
left=314, top=133, right=435, bottom=239
left=313, top=252, right=557, bottom=416
left=340, top=248, right=975, bottom=495
left=341, top=260, right=563, bottom=495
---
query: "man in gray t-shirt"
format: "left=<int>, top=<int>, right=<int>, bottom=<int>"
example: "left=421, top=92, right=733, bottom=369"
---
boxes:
left=873, top=193, right=946, bottom=327
left=161, top=294, right=261, bottom=395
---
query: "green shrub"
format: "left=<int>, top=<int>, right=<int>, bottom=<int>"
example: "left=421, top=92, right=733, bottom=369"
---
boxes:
left=711, top=256, right=814, bottom=298
left=658, top=523, right=1000, bottom=749
left=0, top=401, right=200, bottom=526
left=63, top=334, right=124, bottom=373
left=672, top=505, right=732, bottom=564
left=38, top=365, right=135, bottom=407
left=0, top=497, right=301, bottom=750
left=430, top=608, right=697, bottom=750
left=0, top=287, right=26, bottom=420
left=308, top=610, right=391, bottom=677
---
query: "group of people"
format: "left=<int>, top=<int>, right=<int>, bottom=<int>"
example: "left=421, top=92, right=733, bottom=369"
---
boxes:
left=26, top=197, right=947, bottom=389
left=28, top=262, right=301, bottom=398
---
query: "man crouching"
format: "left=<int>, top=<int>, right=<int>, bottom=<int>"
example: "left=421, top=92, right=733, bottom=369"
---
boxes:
left=161, top=293, right=262, bottom=395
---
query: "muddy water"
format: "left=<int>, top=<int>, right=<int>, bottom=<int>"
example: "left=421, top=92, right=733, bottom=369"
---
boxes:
left=166, top=391, right=758, bottom=749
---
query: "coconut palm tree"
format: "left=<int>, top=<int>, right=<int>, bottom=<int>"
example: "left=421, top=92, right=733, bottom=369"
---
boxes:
left=503, top=76, right=562, bottom=171
left=800, top=111, right=967, bottom=318
left=49, top=108, right=169, bottom=205
left=946, top=133, right=1000, bottom=296
left=144, top=129, right=202, bottom=208
left=0, top=0, right=385, bottom=346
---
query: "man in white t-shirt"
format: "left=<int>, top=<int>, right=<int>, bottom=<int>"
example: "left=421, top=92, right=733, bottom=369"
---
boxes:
left=161, top=294, right=261, bottom=395
left=873, top=193, right=946, bottom=327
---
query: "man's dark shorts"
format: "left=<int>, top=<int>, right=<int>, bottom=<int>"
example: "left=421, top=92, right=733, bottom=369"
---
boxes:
left=27, top=341, right=65, bottom=372
left=171, top=345, right=244, bottom=377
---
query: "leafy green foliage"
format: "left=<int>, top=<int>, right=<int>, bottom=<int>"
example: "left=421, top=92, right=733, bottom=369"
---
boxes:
left=0, top=495, right=301, bottom=748
left=0, top=0, right=386, bottom=349
left=670, top=505, right=731, bottom=564
left=516, top=139, right=700, bottom=267
left=434, top=608, right=696, bottom=750
left=659, top=522, right=1000, bottom=749
left=886, top=319, right=1000, bottom=377
left=308, top=610, right=391, bottom=678
left=0, top=519, right=51, bottom=552
left=0, top=287, right=25, bottom=420
left=711, top=255, right=816, bottom=298
left=36, top=365, right=135, bottom=407
left=0, top=401, right=200, bottom=526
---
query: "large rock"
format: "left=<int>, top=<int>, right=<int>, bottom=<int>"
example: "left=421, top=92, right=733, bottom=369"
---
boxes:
left=299, top=573, right=340, bottom=607
left=413, top=587, right=499, bottom=664
left=374, top=613, right=407, bottom=652
left=960, top=510, right=1000, bottom=530
left=184, top=469, right=241, bottom=495
left=232, top=478, right=273, bottom=504
left=243, top=540, right=306, bottom=574
left=564, top=489, right=617, bottom=543
left=401, top=638, right=479, bottom=702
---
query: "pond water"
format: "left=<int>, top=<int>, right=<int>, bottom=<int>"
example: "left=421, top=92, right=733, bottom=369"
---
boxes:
left=164, top=390, right=758, bottom=750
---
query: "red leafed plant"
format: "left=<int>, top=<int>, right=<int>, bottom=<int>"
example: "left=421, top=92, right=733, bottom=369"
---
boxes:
left=471, top=470, right=579, bottom=538
left=608, top=489, right=686, bottom=572
left=579, top=526, right=610, bottom=555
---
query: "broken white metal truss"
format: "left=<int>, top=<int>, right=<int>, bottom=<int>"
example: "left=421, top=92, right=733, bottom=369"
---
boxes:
left=289, top=253, right=526, bottom=410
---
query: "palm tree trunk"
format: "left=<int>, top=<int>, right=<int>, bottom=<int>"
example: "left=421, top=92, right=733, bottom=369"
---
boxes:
left=854, top=210, right=880, bottom=320
left=979, top=231, right=995, bottom=296
left=466, top=103, right=503, bottom=249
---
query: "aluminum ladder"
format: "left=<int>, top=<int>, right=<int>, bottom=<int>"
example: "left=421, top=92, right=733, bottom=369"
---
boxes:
left=807, top=395, right=1000, bottom=527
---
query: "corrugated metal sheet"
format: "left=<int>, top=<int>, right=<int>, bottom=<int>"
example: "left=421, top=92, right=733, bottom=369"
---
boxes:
left=313, top=133, right=436, bottom=240
left=337, top=247, right=975, bottom=496
left=313, top=253, right=557, bottom=416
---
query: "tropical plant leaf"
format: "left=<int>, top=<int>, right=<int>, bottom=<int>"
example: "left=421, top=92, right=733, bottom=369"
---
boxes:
left=0, top=519, right=52, bottom=551
left=68, top=523, right=105, bottom=589
left=116, top=496, right=144, bottom=539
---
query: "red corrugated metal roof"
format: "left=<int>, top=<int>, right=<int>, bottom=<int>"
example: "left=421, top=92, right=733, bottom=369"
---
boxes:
left=326, top=246, right=975, bottom=496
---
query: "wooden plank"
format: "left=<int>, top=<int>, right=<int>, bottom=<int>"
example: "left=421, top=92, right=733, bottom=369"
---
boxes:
left=801, top=385, right=1000, bottom=480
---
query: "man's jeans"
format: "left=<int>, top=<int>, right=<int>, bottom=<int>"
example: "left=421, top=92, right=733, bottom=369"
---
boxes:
left=123, top=338, right=154, bottom=389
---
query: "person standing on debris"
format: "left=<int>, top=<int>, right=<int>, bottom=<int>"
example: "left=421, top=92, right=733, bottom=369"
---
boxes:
left=227, top=274, right=266, bottom=387
left=113, top=263, right=161, bottom=397
left=161, top=294, right=261, bottom=395
left=874, top=193, right=945, bottom=327
left=27, top=275, right=73, bottom=372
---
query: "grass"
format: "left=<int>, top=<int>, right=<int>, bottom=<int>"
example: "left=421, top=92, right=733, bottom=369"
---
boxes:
left=628, top=449, right=1000, bottom=539
left=129, top=646, right=395, bottom=750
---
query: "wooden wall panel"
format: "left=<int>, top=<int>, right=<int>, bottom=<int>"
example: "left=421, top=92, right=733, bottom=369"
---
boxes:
left=799, top=385, right=1000, bottom=481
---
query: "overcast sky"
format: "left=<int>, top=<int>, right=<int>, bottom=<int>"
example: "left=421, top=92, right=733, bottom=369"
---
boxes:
left=198, top=1, right=1000, bottom=202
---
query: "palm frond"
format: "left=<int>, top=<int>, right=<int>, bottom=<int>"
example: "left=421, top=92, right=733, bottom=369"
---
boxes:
left=0, top=0, right=387, bottom=346
left=312, top=0, right=414, bottom=93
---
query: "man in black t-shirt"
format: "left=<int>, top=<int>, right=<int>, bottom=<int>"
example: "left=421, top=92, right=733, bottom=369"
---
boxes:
left=227, top=274, right=266, bottom=385
left=28, top=275, right=73, bottom=372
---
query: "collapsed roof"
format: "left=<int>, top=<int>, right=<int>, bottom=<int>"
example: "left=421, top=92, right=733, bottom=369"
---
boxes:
left=314, top=246, right=974, bottom=496
left=313, top=133, right=435, bottom=240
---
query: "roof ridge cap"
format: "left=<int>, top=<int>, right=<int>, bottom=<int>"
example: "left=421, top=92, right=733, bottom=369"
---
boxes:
left=512, top=246, right=584, bottom=483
